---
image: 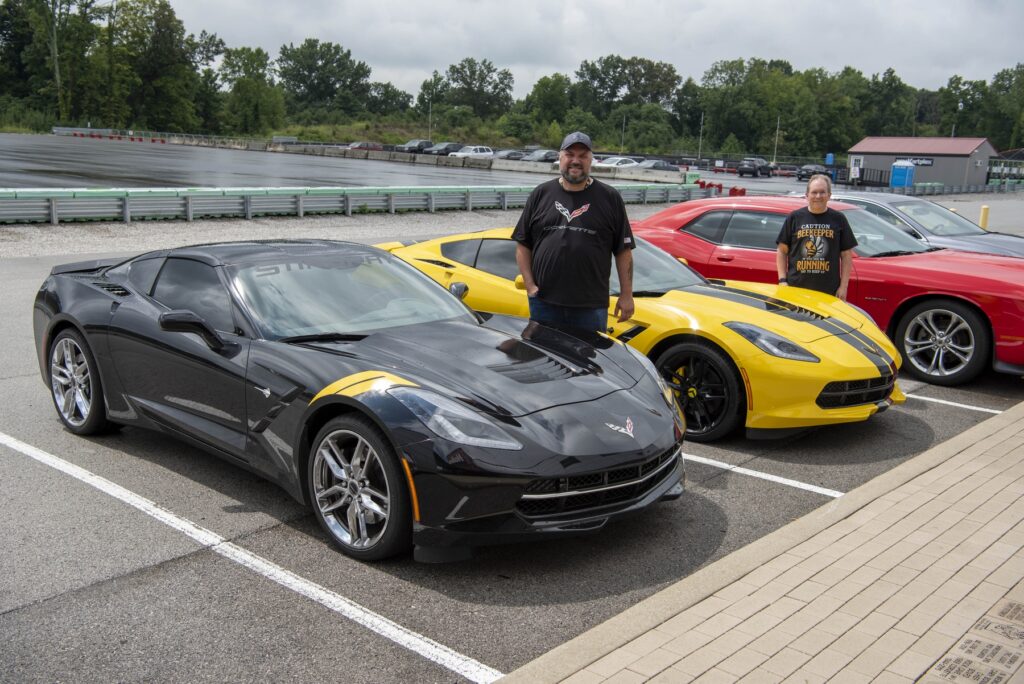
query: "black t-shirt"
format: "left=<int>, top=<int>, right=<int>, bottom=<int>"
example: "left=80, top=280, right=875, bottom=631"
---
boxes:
left=776, top=206, right=857, bottom=295
left=512, top=178, right=634, bottom=308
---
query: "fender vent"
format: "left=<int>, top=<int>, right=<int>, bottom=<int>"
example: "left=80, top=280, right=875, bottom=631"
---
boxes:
left=93, top=282, right=132, bottom=297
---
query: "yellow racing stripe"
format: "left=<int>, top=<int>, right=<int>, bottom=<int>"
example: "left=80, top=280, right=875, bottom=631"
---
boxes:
left=309, top=371, right=418, bottom=404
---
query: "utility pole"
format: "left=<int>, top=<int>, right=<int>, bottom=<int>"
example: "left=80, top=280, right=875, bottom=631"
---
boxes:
left=697, top=112, right=704, bottom=168
left=772, top=115, right=780, bottom=164
left=620, top=114, right=626, bottom=154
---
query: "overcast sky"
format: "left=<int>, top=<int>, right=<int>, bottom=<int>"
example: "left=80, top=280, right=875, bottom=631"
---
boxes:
left=170, top=0, right=1020, bottom=98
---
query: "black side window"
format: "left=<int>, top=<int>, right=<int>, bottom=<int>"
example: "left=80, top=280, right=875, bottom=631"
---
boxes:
left=475, top=239, right=520, bottom=280
left=681, top=211, right=728, bottom=243
left=152, top=258, right=234, bottom=332
left=722, top=212, right=785, bottom=250
left=440, top=239, right=481, bottom=266
left=126, top=257, right=163, bottom=295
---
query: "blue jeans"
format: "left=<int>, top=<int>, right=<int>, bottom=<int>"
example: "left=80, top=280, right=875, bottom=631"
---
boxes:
left=528, top=296, right=608, bottom=333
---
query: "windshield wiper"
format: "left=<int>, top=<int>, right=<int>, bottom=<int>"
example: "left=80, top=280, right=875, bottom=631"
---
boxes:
left=631, top=289, right=671, bottom=297
left=867, top=250, right=919, bottom=258
left=279, top=332, right=367, bottom=344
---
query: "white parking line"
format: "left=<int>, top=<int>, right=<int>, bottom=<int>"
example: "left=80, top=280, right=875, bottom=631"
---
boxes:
left=683, top=452, right=844, bottom=498
left=0, top=431, right=503, bottom=684
left=903, top=394, right=1003, bottom=415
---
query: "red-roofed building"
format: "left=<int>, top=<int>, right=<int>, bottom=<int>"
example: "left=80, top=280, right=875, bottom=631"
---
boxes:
left=847, top=137, right=997, bottom=187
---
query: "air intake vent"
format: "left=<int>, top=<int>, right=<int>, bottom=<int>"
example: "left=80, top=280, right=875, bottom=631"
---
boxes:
left=93, top=282, right=131, bottom=297
left=416, top=258, right=456, bottom=268
left=487, top=355, right=579, bottom=383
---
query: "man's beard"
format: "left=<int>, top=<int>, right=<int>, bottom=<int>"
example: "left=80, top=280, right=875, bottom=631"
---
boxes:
left=561, top=166, right=589, bottom=184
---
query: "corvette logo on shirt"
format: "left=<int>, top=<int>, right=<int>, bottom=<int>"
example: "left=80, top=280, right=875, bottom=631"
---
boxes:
left=554, top=201, right=590, bottom=224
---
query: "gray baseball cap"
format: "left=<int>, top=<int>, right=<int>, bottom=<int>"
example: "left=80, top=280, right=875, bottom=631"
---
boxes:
left=560, top=131, right=592, bottom=151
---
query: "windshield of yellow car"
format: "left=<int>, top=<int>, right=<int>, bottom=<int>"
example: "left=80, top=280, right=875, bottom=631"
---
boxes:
left=610, top=238, right=706, bottom=295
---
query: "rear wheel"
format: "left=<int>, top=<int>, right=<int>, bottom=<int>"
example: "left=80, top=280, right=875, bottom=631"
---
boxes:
left=894, top=299, right=990, bottom=386
left=48, top=328, right=115, bottom=435
left=655, top=342, right=743, bottom=442
left=308, top=415, right=412, bottom=561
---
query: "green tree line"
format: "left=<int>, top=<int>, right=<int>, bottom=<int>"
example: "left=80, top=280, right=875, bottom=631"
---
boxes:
left=3, top=0, right=1023, bottom=157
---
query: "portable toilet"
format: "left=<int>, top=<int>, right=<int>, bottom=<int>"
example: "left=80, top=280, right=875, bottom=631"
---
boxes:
left=890, top=160, right=916, bottom=188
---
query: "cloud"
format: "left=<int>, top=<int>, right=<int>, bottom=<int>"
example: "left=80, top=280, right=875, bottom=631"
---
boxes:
left=170, top=0, right=1022, bottom=98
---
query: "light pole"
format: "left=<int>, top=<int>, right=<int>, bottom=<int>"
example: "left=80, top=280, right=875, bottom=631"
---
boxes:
left=427, top=94, right=432, bottom=141
left=620, top=113, right=626, bottom=154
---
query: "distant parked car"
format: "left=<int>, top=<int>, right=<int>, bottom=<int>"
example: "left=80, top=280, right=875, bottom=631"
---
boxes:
left=773, top=164, right=799, bottom=177
left=796, top=164, right=829, bottom=181
left=346, top=141, right=384, bottom=151
left=495, top=149, right=525, bottom=160
left=449, top=145, right=494, bottom=159
left=638, top=160, right=680, bottom=172
left=832, top=191, right=1024, bottom=258
left=593, top=156, right=641, bottom=169
left=736, top=157, right=772, bottom=177
left=520, top=149, right=558, bottom=162
left=424, top=142, right=464, bottom=156
left=396, top=139, right=433, bottom=153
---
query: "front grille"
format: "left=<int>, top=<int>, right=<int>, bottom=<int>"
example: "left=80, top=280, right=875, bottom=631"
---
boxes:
left=516, top=445, right=680, bottom=517
left=817, top=374, right=895, bottom=408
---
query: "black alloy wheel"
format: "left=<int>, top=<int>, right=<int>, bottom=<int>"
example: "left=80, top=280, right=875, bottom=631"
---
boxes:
left=655, top=342, right=743, bottom=442
left=308, top=415, right=412, bottom=560
left=894, top=299, right=990, bottom=386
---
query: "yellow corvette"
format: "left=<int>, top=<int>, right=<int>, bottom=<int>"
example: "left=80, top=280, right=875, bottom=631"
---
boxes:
left=379, top=227, right=905, bottom=442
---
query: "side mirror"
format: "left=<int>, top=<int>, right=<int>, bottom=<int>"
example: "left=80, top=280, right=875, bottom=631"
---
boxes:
left=448, top=282, right=470, bottom=300
left=514, top=275, right=526, bottom=290
left=159, top=310, right=226, bottom=350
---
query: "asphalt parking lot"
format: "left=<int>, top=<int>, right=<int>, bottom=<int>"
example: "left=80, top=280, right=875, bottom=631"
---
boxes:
left=2, top=199, right=1022, bottom=682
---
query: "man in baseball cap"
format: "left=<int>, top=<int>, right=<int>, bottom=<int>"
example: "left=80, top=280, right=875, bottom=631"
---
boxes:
left=512, top=131, right=636, bottom=333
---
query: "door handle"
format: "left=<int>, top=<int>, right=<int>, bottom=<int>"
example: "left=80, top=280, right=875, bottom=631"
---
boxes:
left=715, top=255, right=734, bottom=262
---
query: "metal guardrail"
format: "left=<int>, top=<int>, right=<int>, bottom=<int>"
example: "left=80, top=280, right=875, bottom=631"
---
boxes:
left=0, top=184, right=712, bottom=225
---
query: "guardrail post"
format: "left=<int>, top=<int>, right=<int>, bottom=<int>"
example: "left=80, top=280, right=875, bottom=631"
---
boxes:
left=345, top=195, right=353, bottom=216
left=122, top=197, right=131, bottom=223
left=185, top=195, right=193, bottom=221
left=244, top=195, right=252, bottom=220
left=297, top=194, right=304, bottom=218
left=428, top=193, right=435, bottom=213
left=465, top=189, right=472, bottom=211
left=388, top=193, right=395, bottom=214
left=641, top=188, right=648, bottom=204
left=501, top=191, right=508, bottom=210
left=49, top=198, right=59, bottom=224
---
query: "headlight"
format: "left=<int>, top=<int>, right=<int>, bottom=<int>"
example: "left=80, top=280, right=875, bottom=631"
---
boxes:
left=724, top=322, right=820, bottom=363
left=625, top=344, right=674, bottom=408
left=387, top=387, right=523, bottom=450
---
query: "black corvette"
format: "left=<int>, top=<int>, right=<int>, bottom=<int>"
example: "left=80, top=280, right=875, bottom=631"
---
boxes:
left=34, top=241, right=685, bottom=562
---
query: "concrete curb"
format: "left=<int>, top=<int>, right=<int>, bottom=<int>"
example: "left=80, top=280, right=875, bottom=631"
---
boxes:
left=499, top=400, right=1024, bottom=683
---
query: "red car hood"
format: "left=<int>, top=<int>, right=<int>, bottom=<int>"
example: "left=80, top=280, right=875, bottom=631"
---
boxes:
left=857, top=249, right=1024, bottom=293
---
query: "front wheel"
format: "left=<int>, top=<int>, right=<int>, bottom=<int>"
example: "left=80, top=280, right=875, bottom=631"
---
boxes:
left=894, top=300, right=990, bottom=386
left=48, top=328, right=115, bottom=435
left=655, top=342, right=743, bottom=442
left=308, top=415, right=412, bottom=561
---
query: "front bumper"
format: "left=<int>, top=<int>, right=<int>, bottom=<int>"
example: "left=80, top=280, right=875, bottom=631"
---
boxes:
left=409, top=445, right=684, bottom=550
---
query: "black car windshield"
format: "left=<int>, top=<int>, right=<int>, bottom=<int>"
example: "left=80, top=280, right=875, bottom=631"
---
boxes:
left=840, top=207, right=931, bottom=257
left=610, top=238, right=705, bottom=295
left=891, top=199, right=987, bottom=237
left=230, top=251, right=475, bottom=339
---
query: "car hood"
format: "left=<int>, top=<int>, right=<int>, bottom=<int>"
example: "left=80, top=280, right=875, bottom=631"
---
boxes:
left=303, top=316, right=645, bottom=418
left=641, top=282, right=868, bottom=344
left=856, top=249, right=1024, bottom=290
left=927, top=233, right=1024, bottom=258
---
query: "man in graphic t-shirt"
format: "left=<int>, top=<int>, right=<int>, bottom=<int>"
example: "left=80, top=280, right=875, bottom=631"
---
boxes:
left=776, top=173, right=857, bottom=301
left=513, top=131, right=635, bottom=333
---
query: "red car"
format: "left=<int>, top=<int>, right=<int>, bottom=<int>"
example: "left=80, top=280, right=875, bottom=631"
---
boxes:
left=633, top=196, right=1024, bottom=386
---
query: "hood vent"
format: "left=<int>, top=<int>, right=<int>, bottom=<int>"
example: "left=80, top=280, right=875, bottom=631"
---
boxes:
left=486, top=354, right=581, bottom=384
